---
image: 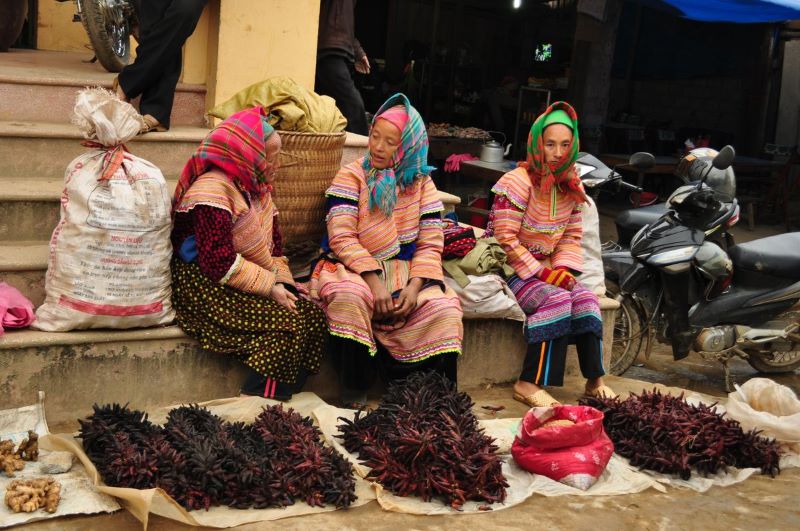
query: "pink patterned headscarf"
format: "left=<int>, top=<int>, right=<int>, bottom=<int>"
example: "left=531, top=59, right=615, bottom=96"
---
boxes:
left=376, top=105, right=409, bottom=135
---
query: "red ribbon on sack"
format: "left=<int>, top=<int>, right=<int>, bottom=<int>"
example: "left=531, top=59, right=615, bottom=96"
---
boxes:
left=81, top=141, right=129, bottom=181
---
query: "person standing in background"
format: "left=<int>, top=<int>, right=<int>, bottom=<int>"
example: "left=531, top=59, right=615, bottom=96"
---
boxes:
left=315, top=0, right=370, bottom=135
left=113, top=0, right=207, bottom=134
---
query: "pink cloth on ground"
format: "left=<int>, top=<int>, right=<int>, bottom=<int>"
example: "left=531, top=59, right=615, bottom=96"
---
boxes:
left=0, top=283, right=35, bottom=335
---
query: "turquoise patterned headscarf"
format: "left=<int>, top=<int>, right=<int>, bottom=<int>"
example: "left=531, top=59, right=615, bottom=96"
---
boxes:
left=363, top=93, right=435, bottom=216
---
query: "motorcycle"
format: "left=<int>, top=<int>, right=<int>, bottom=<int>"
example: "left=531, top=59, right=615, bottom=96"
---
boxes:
left=56, top=0, right=137, bottom=73
left=597, top=146, right=800, bottom=390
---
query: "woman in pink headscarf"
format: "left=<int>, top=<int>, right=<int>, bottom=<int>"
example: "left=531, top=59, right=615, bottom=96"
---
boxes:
left=311, top=93, right=463, bottom=407
left=171, top=107, right=327, bottom=401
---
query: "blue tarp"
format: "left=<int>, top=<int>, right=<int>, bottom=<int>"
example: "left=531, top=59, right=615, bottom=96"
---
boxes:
left=639, top=0, right=800, bottom=23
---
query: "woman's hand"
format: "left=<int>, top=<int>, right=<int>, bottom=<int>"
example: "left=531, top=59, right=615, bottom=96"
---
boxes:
left=270, top=283, right=298, bottom=314
left=362, top=271, right=395, bottom=321
left=395, top=278, right=423, bottom=319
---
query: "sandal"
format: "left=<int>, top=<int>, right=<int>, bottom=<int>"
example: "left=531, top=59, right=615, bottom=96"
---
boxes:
left=513, top=389, right=562, bottom=408
left=139, top=114, right=167, bottom=135
left=111, top=76, right=129, bottom=102
left=584, top=384, right=617, bottom=399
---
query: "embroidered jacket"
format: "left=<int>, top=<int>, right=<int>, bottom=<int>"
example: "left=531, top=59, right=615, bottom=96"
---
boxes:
left=174, top=171, right=293, bottom=297
left=325, top=158, right=445, bottom=281
left=490, top=166, right=584, bottom=280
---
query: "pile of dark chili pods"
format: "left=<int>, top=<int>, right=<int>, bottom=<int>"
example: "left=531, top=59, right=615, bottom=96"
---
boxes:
left=581, top=390, right=781, bottom=480
left=79, top=403, right=357, bottom=511
left=337, top=371, right=508, bottom=509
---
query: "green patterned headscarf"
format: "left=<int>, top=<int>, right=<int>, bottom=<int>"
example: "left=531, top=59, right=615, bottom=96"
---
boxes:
left=521, top=101, right=586, bottom=203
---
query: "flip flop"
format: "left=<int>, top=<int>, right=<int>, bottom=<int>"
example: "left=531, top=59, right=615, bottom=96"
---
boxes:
left=513, top=389, right=562, bottom=408
left=584, top=384, right=617, bottom=399
left=139, top=114, right=168, bottom=135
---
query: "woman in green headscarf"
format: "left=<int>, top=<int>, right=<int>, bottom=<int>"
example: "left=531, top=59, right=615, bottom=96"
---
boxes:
left=486, top=101, right=615, bottom=408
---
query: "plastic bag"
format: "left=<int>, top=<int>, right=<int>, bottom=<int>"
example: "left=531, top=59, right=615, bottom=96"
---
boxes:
left=33, top=88, right=174, bottom=331
left=725, top=378, right=800, bottom=455
left=443, top=274, right=524, bottom=321
left=511, top=405, right=614, bottom=490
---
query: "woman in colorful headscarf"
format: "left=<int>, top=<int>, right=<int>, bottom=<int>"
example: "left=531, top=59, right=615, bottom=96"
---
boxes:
left=170, top=106, right=326, bottom=401
left=311, top=93, right=463, bottom=406
left=487, top=101, right=615, bottom=408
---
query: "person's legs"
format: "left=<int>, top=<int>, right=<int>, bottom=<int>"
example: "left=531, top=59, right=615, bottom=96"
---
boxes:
left=137, top=49, right=181, bottom=128
left=315, top=54, right=368, bottom=135
left=329, top=334, right=375, bottom=407
left=517, top=335, right=570, bottom=388
left=119, top=0, right=207, bottom=127
left=574, top=332, right=613, bottom=395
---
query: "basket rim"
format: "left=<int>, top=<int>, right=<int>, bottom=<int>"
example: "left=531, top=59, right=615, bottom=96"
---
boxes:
left=275, top=130, right=347, bottom=139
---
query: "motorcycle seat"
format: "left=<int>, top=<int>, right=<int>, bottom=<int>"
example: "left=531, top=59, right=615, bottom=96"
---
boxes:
left=615, top=203, right=669, bottom=245
left=729, top=232, right=800, bottom=279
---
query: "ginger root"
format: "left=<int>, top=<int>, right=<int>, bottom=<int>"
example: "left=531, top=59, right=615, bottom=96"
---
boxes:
left=0, top=438, right=26, bottom=478
left=16, top=431, right=39, bottom=461
left=4, top=477, right=61, bottom=514
left=1, top=454, right=25, bottom=477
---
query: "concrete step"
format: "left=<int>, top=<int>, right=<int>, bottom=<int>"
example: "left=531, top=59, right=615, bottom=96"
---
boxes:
left=0, top=177, right=180, bottom=242
left=0, top=319, right=528, bottom=432
left=0, top=171, right=452, bottom=243
left=0, top=49, right=207, bottom=127
left=0, top=120, right=209, bottom=180
left=0, top=241, right=49, bottom=307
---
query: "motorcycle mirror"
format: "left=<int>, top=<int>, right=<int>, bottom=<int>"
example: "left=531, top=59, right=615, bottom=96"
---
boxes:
left=712, top=145, right=736, bottom=170
left=628, top=152, right=655, bottom=171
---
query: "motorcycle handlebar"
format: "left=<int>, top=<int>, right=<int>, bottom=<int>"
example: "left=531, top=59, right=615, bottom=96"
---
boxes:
left=617, top=179, right=643, bottom=193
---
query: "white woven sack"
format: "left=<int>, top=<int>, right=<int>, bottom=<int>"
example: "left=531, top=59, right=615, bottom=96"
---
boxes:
left=33, top=88, right=174, bottom=331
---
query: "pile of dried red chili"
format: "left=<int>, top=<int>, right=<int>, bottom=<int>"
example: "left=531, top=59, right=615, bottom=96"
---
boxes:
left=581, top=390, right=781, bottom=480
left=337, top=371, right=508, bottom=509
left=79, top=403, right=357, bottom=510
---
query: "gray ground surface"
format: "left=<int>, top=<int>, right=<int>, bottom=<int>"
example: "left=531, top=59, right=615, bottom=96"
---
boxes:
left=19, top=348, right=799, bottom=531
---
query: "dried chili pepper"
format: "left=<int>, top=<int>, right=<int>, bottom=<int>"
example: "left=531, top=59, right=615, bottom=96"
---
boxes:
left=580, top=390, right=781, bottom=479
left=79, top=402, right=356, bottom=511
left=337, top=371, right=508, bottom=509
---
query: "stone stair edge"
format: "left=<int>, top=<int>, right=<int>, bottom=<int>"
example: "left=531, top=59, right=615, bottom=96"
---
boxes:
left=0, top=241, right=48, bottom=270
left=0, top=121, right=369, bottom=146
left=0, top=325, right=189, bottom=350
left=0, top=75, right=206, bottom=93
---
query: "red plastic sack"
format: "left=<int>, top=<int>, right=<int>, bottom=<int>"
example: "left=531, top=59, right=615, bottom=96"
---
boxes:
left=511, top=405, right=614, bottom=490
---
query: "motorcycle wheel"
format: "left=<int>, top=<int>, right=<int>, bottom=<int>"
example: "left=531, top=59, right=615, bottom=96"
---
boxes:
left=745, top=350, right=800, bottom=373
left=81, top=0, right=131, bottom=73
left=606, top=281, right=646, bottom=375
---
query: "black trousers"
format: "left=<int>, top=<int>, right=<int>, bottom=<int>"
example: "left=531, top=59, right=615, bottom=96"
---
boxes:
left=119, top=0, right=207, bottom=128
left=329, top=335, right=458, bottom=403
left=315, top=54, right=369, bottom=135
left=519, top=332, right=605, bottom=387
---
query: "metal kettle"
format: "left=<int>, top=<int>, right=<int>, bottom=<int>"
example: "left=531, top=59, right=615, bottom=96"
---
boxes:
left=480, top=132, right=512, bottom=163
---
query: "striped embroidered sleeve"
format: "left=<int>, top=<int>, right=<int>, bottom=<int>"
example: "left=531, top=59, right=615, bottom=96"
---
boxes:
left=223, top=256, right=277, bottom=298
left=325, top=167, right=381, bottom=274
left=550, top=203, right=584, bottom=272
left=410, top=177, right=445, bottom=281
left=490, top=194, right=544, bottom=280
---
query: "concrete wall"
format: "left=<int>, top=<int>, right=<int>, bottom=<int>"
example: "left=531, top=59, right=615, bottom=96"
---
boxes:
left=209, top=0, right=320, bottom=107
left=36, top=0, right=321, bottom=108
left=37, top=0, right=92, bottom=52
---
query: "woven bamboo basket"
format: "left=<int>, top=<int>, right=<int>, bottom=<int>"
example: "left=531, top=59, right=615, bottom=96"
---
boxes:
left=271, top=130, right=348, bottom=246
